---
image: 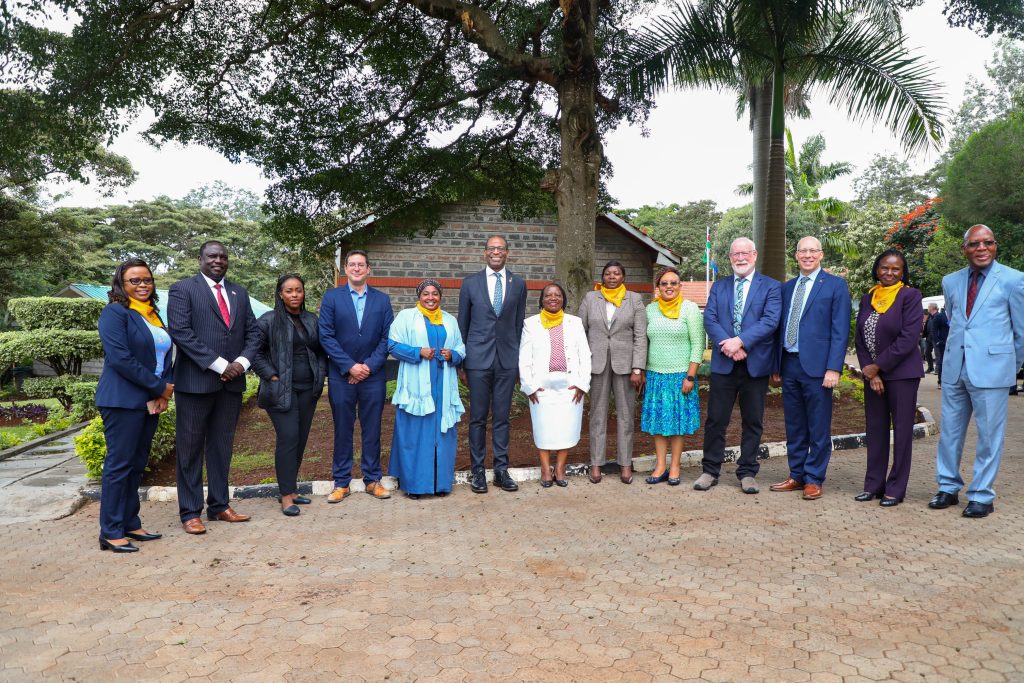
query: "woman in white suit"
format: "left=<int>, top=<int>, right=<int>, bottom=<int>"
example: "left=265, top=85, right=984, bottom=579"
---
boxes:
left=519, top=282, right=592, bottom=487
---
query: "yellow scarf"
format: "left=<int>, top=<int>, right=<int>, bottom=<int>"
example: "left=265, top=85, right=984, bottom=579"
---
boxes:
left=128, top=297, right=163, bottom=328
left=656, top=294, right=682, bottom=320
left=539, top=308, right=564, bottom=329
left=599, top=283, right=626, bottom=307
left=869, top=282, right=904, bottom=314
left=416, top=303, right=443, bottom=326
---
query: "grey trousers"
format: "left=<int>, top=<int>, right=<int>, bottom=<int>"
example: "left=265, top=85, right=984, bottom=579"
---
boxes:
left=589, top=367, right=636, bottom=466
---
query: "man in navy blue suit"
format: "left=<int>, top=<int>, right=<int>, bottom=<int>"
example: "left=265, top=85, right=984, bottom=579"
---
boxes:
left=168, top=241, right=261, bottom=534
left=770, top=236, right=851, bottom=500
left=319, top=250, right=394, bottom=502
left=696, top=237, right=781, bottom=494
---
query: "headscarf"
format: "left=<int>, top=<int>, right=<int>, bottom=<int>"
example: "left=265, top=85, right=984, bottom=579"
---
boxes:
left=128, top=297, right=164, bottom=328
left=868, top=281, right=905, bottom=314
left=415, top=279, right=444, bottom=325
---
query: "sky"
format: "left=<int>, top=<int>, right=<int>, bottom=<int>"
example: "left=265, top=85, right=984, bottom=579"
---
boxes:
left=53, top=0, right=998, bottom=213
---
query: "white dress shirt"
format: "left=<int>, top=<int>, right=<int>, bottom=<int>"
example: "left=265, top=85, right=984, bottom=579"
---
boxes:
left=200, top=272, right=251, bottom=374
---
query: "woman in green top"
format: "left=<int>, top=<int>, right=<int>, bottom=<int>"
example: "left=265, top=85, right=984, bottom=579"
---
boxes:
left=642, top=266, right=705, bottom=485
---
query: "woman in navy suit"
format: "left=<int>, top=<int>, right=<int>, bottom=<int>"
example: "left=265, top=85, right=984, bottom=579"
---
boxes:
left=95, top=259, right=174, bottom=552
left=854, top=250, right=923, bottom=507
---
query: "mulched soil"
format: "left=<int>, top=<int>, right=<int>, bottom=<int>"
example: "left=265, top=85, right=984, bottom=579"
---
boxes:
left=142, top=386, right=867, bottom=486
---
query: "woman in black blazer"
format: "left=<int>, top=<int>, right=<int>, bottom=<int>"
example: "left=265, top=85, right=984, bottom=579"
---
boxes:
left=252, top=274, right=327, bottom=516
left=95, top=259, right=174, bottom=553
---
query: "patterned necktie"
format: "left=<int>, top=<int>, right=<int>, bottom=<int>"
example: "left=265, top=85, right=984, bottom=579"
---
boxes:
left=785, top=276, right=809, bottom=348
left=966, top=270, right=980, bottom=318
left=733, top=278, right=746, bottom=335
left=492, top=272, right=503, bottom=316
left=214, top=283, right=231, bottom=326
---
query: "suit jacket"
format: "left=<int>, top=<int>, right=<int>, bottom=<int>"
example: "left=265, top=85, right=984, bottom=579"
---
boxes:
left=518, top=315, right=592, bottom=396
left=926, top=310, right=949, bottom=346
left=457, top=268, right=527, bottom=371
left=318, top=284, right=394, bottom=383
left=577, top=290, right=647, bottom=375
left=941, top=261, right=1024, bottom=388
left=704, top=272, right=782, bottom=377
left=167, top=274, right=260, bottom=394
left=855, top=287, right=925, bottom=381
left=95, top=304, right=174, bottom=409
left=251, top=310, right=327, bottom=410
left=777, top=269, right=852, bottom=378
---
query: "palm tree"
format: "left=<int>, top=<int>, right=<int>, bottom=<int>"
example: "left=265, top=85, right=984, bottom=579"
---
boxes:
left=626, top=0, right=945, bottom=281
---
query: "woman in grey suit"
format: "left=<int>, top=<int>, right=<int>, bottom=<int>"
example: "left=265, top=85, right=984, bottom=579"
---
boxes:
left=578, top=261, right=648, bottom=484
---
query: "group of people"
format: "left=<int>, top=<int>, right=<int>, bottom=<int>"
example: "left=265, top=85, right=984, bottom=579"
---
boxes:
left=93, top=224, right=1023, bottom=553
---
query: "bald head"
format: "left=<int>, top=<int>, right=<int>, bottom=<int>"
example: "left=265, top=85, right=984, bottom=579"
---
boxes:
left=794, top=236, right=823, bottom=276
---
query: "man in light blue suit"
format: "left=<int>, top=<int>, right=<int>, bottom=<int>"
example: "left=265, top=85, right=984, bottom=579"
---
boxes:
left=770, top=236, right=851, bottom=501
left=930, top=225, right=1024, bottom=518
left=697, top=237, right=782, bottom=494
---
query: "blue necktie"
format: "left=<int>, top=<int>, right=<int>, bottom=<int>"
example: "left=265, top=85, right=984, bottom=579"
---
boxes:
left=492, top=273, right=503, bottom=316
left=733, top=278, right=746, bottom=335
left=786, top=276, right=809, bottom=348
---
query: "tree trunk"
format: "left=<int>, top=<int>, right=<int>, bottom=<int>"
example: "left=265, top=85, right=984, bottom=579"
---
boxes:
left=762, top=66, right=788, bottom=282
left=750, top=81, right=771, bottom=257
left=554, top=0, right=601, bottom=312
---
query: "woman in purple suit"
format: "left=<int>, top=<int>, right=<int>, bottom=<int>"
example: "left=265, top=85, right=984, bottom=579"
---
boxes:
left=854, top=250, right=923, bottom=507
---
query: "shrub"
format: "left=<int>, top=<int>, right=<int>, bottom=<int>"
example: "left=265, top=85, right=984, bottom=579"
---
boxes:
left=24, top=375, right=100, bottom=411
left=0, top=297, right=104, bottom=376
left=833, top=368, right=865, bottom=404
left=0, top=432, right=23, bottom=450
left=31, top=408, right=72, bottom=437
left=66, top=381, right=99, bottom=422
left=242, top=373, right=259, bottom=404
left=7, top=297, right=104, bottom=331
left=74, top=402, right=177, bottom=479
left=0, top=403, right=48, bottom=422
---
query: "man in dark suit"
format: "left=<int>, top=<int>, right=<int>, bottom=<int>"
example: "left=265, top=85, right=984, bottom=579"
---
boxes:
left=457, top=235, right=527, bottom=493
left=168, top=241, right=261, bottom=534
left=925, top=303, right=948, bottom=384
left=696, top=237, right=781, bottom=495
left=769, top=236, right=851, bottom=501
left=319, top=249, right=394, bottom=502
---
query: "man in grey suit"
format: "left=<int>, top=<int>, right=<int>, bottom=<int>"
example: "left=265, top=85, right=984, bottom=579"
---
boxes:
left=167, top=241, right=261, bottom=534
left=458, top=235, right=527, bottom=494
left=930, top=224, right=1024, bottom=518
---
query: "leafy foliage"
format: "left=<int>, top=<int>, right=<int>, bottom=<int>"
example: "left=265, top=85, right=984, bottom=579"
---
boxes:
left=0, top=403, right=49, bottom=422
left=0, top=432, right=23, bottom=450
left=920, top=224, right=967, bottom=296
left=615, top=201, right=722, bottom=280
left=852, top=154, right=935, bottom=209
left=885, top=197, right=943, bottom=286
left=839, top=200, right=906, bottom=296
left=7, top=298, right=103, bottom=331
left=31, top=407, right=72, bottom=437
left=66, top=381, right=99, bottom=422
left=23, top=375, right=101, bottom=411
left=75, top=404, right=178, bottom=480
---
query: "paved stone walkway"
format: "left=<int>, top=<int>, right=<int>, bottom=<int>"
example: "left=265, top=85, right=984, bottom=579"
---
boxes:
left=1, top=370, right=1022, bottom=681
left=0, top=432, right=86, bottom=525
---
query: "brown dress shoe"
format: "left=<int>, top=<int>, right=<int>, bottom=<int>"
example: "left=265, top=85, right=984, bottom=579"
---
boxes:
left=327, top=487, right=350, bottom=503
left=209, top=507, right=251, bottom=522
left=769, top=477, right=803, bottom=492
left=182, top=518, right=207, bottom=535
left=802, top=484, right=823, bottom=500
left=366, top=481, right=391, bottom=499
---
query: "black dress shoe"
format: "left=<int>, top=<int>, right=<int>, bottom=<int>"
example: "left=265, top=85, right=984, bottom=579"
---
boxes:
left=962, top=501, right=994, bottom=518
left=495, top=470, right=519, bottom=492
left=928, top=491, right=960, bottom=509
left=292, top=495, right=312, bottom=505
left=879, top=496, right=903, bottom=507
left=470, top=472, right=488, bottom=494
left=281, top=504, right=300, bottom=516
left=853, top=492, right=879, bottom=502
left=125, top=531, right=162, bottom=541
left=99, top=537, right=138, bottom=553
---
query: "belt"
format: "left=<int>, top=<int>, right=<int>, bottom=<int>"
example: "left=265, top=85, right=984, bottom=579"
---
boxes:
left=785, top=351, right=799, bottom=356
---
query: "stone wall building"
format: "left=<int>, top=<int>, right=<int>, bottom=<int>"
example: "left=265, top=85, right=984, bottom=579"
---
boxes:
left=335, top=203, right=710, bottom=314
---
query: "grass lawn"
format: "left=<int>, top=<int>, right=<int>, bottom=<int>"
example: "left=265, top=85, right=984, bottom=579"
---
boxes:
left=0, top=424, right=37, bottom=442
left=3, top=398, right=63, bottom=411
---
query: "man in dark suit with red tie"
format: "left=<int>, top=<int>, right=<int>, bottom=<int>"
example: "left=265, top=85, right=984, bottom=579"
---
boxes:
left=167, top=241, right=261, bottom=534
left=458, top=235, right=527, bottom=494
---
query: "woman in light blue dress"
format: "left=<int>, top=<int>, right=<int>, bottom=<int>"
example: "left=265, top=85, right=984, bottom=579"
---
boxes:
left=388, top=280, right=465, bottom=498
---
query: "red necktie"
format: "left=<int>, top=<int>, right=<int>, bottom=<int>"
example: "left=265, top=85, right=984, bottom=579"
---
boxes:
left=965, top=271, right=980, bottom=318
left=214, top=283, right=231, bottom=326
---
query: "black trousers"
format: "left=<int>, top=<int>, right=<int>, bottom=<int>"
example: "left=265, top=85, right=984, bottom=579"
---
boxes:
left=175, top=388, right=242, bottom=522
left=267, top=387, right=317, bottom=496
left=465, top=366, right=517, bottom=474
left=701, top=363, right=768, bottom=480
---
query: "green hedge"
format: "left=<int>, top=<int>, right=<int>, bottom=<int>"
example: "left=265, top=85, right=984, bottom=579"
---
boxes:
left=74, top=402, right=177, bottom=480
left=0, top=432, right=23, bottom=450
left=0, top=330, right=103, bottom=371
left=6, top=297, right=104, bottom=331
left=67, top=381, right=99, bottom=422
left=24, top=375, right=100, bottom=411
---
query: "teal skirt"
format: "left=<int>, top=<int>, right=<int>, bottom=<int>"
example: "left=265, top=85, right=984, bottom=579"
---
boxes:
left=641, top=370, right=700, bottom=436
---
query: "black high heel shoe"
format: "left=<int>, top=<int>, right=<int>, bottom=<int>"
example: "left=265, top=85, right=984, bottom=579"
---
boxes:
left=646, top=470, right=670, bottom=485
left=879, top=496, right=903, bottom=507
left=125, top=530, right=162, bottom=541
left=99, top=537, right=138, bottom=553
left=554, top=468, right=568, bottom=487
left=854, top=492, right=880, bottom=502
left=540, top=466, right=554, bottom=489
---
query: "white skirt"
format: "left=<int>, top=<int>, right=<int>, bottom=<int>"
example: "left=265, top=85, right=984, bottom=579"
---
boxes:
left=528, top=372, right=584, bottom=450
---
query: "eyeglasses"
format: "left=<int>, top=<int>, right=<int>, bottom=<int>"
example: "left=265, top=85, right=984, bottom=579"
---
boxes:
left=730, top=251, right=754, bottom=258
left=659, top=280, right=681, bottom=287
left=485, top=246, right=508, bottom=253
left=795, top=248, right=822, bottom=255
left=965, top=239, right=996, bottom=249
left=125, top=277, right=154, bottom=285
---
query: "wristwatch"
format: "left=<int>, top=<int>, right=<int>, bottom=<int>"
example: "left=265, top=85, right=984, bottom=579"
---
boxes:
left=632, top=369, right=641, bottom=375
left=686, top=375, right=697, bottom=382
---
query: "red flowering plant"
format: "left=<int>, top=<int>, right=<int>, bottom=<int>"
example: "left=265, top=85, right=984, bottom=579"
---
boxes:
left=885, top=197, right=942, bottom=281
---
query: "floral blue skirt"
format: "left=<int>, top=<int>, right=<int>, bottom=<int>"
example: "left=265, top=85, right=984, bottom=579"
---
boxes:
left=641, top=370, right=700, bottom=436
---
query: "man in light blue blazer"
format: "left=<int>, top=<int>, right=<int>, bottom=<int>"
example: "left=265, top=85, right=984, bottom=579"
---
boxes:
left=697, top=237, right=782, bottom=494
left=930, top=225, right=1024, bottom=518
left=770, top=236, right=851, bottom=500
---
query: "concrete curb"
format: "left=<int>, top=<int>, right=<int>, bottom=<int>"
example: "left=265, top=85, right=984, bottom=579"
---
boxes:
left=0, top=421, right=89, bottom=462
left=80, top=406, right=937, bottom=502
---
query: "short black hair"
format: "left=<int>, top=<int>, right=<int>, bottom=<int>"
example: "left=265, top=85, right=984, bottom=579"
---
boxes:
left=602, top=260, right=626, bottom=280
left=344, top=249, right=370, bottom=267
left=199, top=240, right=226, bottom=258
left=108, top=259, right=160, bottom=310
left=537, top=282, right=568, bottom=311
left=872, top=249, right=911, bottom=285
